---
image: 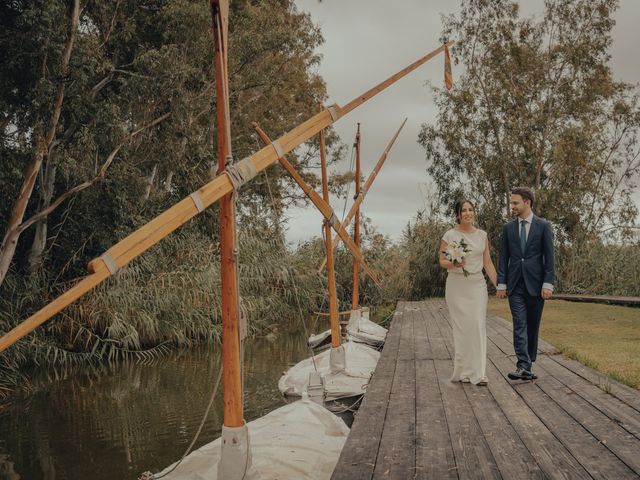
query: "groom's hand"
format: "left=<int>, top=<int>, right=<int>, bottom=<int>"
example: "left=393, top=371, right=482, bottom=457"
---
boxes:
left=541, top=288, right=552, bottom=300
left=496, top=290, right=507, bottom=299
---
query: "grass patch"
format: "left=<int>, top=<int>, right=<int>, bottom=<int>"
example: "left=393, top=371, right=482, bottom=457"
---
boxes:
left=371, top=303, right=397, bottom=329
left=487, top=298, right=640, bottom=390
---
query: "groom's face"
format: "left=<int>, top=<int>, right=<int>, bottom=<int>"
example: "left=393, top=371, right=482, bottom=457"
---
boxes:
left=510, top=194, right=530, bottom=217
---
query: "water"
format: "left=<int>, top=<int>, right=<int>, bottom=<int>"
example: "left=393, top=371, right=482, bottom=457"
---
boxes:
left=0, top=318, right=321, bottom=479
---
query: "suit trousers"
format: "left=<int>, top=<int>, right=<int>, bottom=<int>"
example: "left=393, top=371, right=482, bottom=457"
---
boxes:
left=508, top=278, right=545, bottom=371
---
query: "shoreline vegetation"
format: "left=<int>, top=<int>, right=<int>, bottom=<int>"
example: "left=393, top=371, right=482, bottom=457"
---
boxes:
left=2, top=215, right=639, bottom=402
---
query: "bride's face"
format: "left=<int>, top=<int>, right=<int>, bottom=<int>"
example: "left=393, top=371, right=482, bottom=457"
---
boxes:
left=458, top=202, right=475, bottom=225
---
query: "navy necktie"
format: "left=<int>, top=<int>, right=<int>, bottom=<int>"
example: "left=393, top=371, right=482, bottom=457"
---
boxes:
left=520, top=220, right=527, bottom=254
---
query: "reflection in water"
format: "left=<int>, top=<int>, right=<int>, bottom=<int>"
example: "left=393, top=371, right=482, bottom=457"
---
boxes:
left=0, top=317, right=320, bottom=479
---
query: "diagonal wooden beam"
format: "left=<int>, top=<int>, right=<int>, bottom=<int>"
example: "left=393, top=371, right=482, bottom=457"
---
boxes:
left=0, top=42, right=452, bottom=352
left=318, top=118, right=407, bottom=273
left=253, top=123, right=381, bottom=286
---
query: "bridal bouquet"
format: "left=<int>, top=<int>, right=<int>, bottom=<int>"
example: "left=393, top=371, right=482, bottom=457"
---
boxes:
left=443, top=239, right=471, bottom=277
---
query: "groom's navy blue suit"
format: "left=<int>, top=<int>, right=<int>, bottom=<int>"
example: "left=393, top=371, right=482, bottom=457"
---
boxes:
left=497, top=215, right=555, bottom=372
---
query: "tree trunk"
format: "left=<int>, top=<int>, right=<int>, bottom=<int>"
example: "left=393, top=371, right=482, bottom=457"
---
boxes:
left=163, top=171, right=174, bottom=193
left=28, top=149, right=58, bottom=272
left=0, top=129, right=47, bottom=283
left=0, top=0, right=79, bottom=287
left=143, top=163, right=158, bottom=200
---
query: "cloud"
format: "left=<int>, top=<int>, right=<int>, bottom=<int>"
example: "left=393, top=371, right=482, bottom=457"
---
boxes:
left=286, top=0, right=640, bottom=243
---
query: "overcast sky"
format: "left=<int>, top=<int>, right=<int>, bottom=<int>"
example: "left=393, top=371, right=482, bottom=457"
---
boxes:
left=283, top=0, right=640, bottom=245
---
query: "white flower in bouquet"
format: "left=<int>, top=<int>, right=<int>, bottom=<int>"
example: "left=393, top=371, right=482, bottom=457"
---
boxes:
left=443, top=239, right=471, bottom=277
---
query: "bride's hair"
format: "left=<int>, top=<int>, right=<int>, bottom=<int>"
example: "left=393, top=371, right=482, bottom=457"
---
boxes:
left=454, top=198, right=475, bottom=224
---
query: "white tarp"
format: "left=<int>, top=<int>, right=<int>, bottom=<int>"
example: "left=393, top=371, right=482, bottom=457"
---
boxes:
left=346, top=308, right=387, bottom=348
left=308, top=308, right=387, bottom=350
left=278, top=341, right=379, bottom=401
left=156, top=397, right=349, bottom=480
left=307, top=329, right=332, bottom=349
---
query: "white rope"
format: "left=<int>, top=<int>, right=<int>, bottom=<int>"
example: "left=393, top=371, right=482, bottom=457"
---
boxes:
left=100, top=252, right=119, bottom=275
left=140, top=355, right=223, bottom=479
left=189, top=191, right=206, bottom=213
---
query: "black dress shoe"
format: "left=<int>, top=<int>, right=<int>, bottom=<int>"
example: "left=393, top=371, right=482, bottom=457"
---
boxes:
left=508, top=368, right=533, bottom=380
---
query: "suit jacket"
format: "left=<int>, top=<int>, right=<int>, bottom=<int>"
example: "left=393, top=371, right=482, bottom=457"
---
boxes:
left=497, top=215, right=555, bottom=297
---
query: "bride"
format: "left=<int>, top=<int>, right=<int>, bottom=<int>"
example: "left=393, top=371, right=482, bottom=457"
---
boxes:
left=439, top=199, right=497, bottom=385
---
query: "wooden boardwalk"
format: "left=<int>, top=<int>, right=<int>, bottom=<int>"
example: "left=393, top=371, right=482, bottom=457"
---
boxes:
left=331, top=299, right=640, bottom=480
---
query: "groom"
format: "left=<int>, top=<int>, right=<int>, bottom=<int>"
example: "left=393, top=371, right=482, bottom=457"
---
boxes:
left=496, top=187, right=555, bottom=380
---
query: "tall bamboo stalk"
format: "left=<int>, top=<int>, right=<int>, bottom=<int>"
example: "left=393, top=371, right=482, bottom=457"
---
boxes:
left=319, top=117, right=341, bottom=348
left=319, top=118, right=407, bottom=272
left=252, top=123, right=380, bottom=285
left=351, top=124, right=361, bottom=310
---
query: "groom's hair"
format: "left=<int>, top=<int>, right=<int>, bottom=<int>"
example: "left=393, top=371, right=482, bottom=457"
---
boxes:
left=511, top=187, right=535, bottom=208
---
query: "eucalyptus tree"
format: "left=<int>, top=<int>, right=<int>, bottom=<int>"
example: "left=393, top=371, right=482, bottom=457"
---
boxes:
left=420, top=0, right=640, bottom=243
left=0, top=0, right=329, bottom=288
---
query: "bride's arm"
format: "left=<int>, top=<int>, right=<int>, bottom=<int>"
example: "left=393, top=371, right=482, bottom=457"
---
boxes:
left=483, top=238, right=498, bottom=287
left=439, top=239, right=456, bottom=269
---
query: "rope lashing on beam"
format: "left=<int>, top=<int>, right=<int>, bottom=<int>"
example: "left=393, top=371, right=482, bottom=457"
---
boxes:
left=189, top=191, right=206, bottom=213
left=271, top=140, right=285, bottom=159
left=223, top=155, right=258, bottom=191
left=324, top=210, right=338, bottom=230
left=99, top=252, right=119, bottom=275
left=327, top=106, right=338, bottom=122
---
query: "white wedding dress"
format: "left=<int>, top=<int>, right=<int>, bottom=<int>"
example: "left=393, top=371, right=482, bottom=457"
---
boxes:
left=442, top=228, right=489, bottom=385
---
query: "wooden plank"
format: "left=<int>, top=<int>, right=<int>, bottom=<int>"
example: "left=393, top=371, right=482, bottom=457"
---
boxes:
left=483, top=361, right=591, bottom=479
left=552, top=294, right=640, bottom=307
left=491, top=353, right=638, bottom=479
left=378, top=301, right=404, bottom=363
left=397, top=302, right=415, bottom=361
left=414, top=359, right=457, bottom=479
left=373, top=358, right=416, bottom=479
left=434, top=359, right=501, bottom=479
left=485, top=320, right=516, bottom=357
left=533, top=362, right=640, bottom=474
left=413, top=303, right=432, bottom=360
left=548, top=355, right=640, bottom=414
left=535, top=356, right=640, bottom=439
left=331, top=302, right=403, bottom=480
left=462, top=380, right=545, bottom=479
left=423, top=300, right=452, bottom=360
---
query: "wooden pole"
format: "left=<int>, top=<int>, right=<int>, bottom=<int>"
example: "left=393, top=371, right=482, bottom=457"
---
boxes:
left=252, top=124, right=380, bottom=286
left=318, top=117, right=341, bottom=348
left=211, top=0, right=242, bottom=428
left=319, top=118, right=407, bottom=273
left=338, top=42, right=454, bottom=118
left=0, top=43, right=449, bottom=352
left=351, top=124, right=361, bottom=310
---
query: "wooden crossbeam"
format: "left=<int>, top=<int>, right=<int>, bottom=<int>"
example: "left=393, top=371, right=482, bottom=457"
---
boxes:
left=252, top=124, right=381, bottom=286
left=319, top=118, right=407, bottom=272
